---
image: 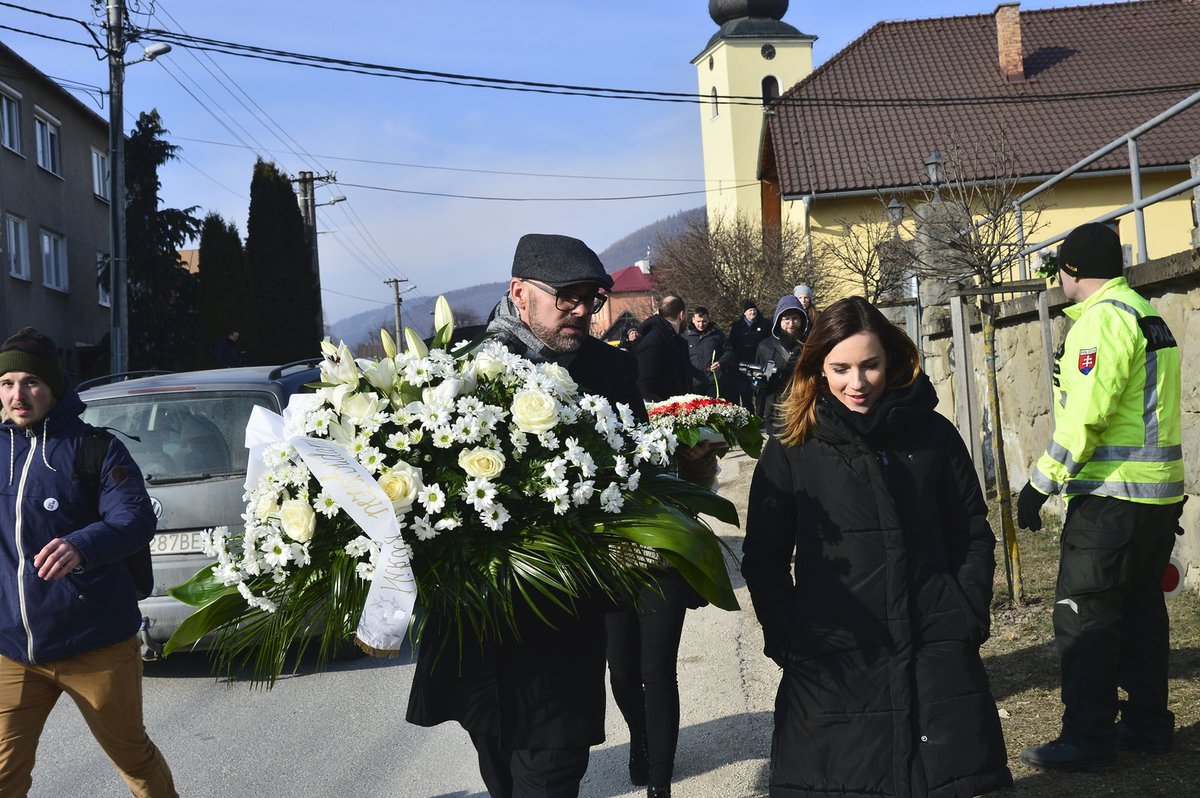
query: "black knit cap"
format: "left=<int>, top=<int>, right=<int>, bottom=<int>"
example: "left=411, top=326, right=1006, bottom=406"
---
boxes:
left=0, top=327, right=65, bottom=397
left=511, top=233, right=613, bottom=289
left=741, top=298, right=758, bottom=310
left=1058, top=223, right=1124, bottom=280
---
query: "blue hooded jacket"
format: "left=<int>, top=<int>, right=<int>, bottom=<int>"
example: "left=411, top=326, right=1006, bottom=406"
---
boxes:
left=1, top=383, right=155, bottom=664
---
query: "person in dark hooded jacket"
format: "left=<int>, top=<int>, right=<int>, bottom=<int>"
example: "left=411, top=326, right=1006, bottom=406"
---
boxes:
left=0, top=328, right=176, bottom=797
left=742, top=297, right=1011, bottom=798
left=753, top=295, right=808, bottom=433
left=681, top=307, right=734, bottom=398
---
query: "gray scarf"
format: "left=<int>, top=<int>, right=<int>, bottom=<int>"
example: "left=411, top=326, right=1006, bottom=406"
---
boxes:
left=486, top=293, right=579, bottom=367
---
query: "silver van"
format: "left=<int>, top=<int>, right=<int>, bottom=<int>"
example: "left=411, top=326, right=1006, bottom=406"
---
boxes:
left=78, top=362, right=319, bottom=660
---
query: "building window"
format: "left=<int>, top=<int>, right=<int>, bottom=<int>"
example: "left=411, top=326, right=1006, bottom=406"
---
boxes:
left=91, top=148, right=111, bottom=201
left=710, top=87, right=719, bottom=119
left=40, top=229, right=67, bottom=291
left=34, top=111, right=62, bottom=175
left=5, top=215, right=30, bottom=280
left=762, top=76, right=780, bottom=105
left=0, top=84, right=20, bottom=153
left=97, top=252, right=111, bottom=307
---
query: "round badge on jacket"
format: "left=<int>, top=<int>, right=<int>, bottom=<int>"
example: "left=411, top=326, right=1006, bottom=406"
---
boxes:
left=43, top=497, right=59, bottom=512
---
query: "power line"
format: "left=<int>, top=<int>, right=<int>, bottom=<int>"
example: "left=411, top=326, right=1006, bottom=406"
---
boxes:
left=332, top=180, right=746, bottom=203
left=169, top=134, right=712, bottom=183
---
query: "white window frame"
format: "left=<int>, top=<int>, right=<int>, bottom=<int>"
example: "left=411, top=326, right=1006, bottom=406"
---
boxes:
left=39, top=229, right=68, bottom=291
left=96, top=251, right=111, bottom=307
left=34, top=107, right=62, bottom=176
left=5, top=214, right=30, bottom=280
left=0, top=82, right=21, bottom=154
left=91, top=148, right=111, bottom=201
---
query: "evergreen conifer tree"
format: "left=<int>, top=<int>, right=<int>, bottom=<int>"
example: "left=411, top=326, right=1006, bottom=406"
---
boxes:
left=245, top=159, right=321, bottom=364
left=197, top=213, right=255, bottom=366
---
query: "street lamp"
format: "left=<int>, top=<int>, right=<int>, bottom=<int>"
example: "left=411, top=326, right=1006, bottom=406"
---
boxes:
left=886, top=196, right=904, bottom=229
left=924, top=150, right=945, bottom=200
left=106, top=0, right=171, bottom=374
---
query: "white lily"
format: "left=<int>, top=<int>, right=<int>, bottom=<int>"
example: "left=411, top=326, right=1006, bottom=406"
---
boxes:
left=404, top=326, right=429, bottom=358
left=380, top=328, right=398, bottom=359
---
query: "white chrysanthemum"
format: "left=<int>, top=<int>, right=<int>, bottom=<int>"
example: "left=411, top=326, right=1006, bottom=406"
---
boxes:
left=572, top=480, right=595, bottom=506
left=356, top=561, right=375, bottom=581
left=537, top=431, right=560, bottom=450
left=430, top=425, right=456, bottom=449
left=613, top=455, right=630, bottom=478
left=385, top=431, right=411, bottom=451
left=509, top=429, right=529, bottom=456
left=313, top=491, right=339, bottom=518
left=344, top=535, right=374, bottom=558
left=262, top=534, right=294, bottom=568
left=214, top=561, right=243, bottom=585
left=543, top=457, right=568, bottom=483
left=626, top=471, right=642, bottom=491
left=463, top=477, right=497, bottom=510
left=615, top=403, right=639, bottom=430
left=434, top=516, right=462, bottom=532
left=304, top=407, right=336, bottom=435
left=238, top=582, right=278, bottom=613
left=402, top=358, right=433, bottom=386
left=456, top=395, right=486, bottom=416
left=418, top=483, right=446, bottom=514
left=480, top=504, right=510, bottom=531
left=412, top=515, right=439, bottom=541
left=357, top=446, right=385, bottom=474
left=600, top=483, right=624, bottom=513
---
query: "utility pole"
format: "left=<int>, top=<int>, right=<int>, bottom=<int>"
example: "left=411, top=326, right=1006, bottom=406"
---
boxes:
left=293, top=170, right=337, bottom=336
left=384, top=277, right=409, bottom=349
left=106, top=0, right=128, bottom=374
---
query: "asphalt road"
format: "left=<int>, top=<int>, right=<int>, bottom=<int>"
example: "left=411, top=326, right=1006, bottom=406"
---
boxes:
left=32, top=452, right=775, bottom=798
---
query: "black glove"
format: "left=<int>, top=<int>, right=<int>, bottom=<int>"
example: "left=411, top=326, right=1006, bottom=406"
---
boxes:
left=1016, top=481, right=1049, bottom=531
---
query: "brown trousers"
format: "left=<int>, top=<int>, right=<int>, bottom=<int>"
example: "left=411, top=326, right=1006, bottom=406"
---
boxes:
left=0, top=636, right=177, bottom=797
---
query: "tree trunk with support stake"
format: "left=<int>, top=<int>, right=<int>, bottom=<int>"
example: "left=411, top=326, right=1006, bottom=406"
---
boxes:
left=980, top=297, right=1024, bottom=605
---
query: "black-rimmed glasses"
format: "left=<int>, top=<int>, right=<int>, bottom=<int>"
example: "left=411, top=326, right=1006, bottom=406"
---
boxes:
left=524, top=279, right=608, bottom=314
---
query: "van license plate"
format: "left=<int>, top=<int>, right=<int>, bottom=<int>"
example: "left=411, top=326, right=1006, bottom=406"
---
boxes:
left=151, top=531, right=209, bottom=555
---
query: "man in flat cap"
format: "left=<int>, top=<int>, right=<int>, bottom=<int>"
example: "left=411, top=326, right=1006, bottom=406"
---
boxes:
left=0, top=328, right=176, bottom=796
left=1017, top=223, right=1184, bottom=772
left=407, top=234, right=645, bottom=798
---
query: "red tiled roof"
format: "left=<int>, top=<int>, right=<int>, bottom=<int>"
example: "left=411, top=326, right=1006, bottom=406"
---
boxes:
left=609, top=265, right=655, bottom=293
left=766, top=0, right=1200, bottom=196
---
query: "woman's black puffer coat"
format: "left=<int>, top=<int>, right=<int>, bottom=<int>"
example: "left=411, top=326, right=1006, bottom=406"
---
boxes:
left=742, top=376, right=1012, bottom=797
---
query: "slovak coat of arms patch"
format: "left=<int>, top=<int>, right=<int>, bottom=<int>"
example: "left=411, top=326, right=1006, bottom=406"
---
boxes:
left=1078, top=347, right=1097, bottom=375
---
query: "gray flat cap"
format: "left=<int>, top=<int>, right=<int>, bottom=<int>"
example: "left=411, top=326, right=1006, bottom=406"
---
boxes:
left=511, top=233, right=614, bottom=289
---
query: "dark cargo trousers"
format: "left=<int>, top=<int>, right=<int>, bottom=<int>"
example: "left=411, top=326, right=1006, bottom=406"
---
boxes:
left=1053, top=494, right=1182, bottom=749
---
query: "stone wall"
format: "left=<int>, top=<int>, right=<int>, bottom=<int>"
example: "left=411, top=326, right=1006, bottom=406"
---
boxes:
left=923, top=248, right=1200, bottom=587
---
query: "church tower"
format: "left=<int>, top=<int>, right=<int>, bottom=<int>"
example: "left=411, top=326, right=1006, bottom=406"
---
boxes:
left=693, top=0, right=814, bottom=227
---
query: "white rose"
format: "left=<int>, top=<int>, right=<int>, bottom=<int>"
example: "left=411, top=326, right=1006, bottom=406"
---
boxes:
left=254, top=494, right=280, bottom=520
left=278, top=499, right=316, bottom=543
left=474, top=351, right=506, bottom=381
left=458, top=447, right=506, bottom=480
left=378, top=462, right=424, bottom=514
left=540, top=362, right=577, bottom=396
left=511, top=389, right=560, bottom=434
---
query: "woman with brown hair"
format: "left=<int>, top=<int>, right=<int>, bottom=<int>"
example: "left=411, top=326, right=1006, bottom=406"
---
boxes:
left=742, top=296, right=1012, bottom=797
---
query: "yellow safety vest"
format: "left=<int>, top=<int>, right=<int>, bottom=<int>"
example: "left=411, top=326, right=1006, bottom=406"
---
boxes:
left=1032, top=277, right=1183, bottom=505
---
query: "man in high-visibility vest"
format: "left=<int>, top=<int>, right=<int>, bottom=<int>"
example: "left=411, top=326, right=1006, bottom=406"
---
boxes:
left=1017, top=222, right=1184, bottom=772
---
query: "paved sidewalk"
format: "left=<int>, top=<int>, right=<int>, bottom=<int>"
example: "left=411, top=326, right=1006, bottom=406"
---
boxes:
left=581, top=451, right=778, bottom=798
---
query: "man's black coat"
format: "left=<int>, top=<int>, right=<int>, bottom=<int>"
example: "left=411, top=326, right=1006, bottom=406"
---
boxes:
left=406, top=334, right=645, bottom=749
left=635, top=314, right=690, bottom=402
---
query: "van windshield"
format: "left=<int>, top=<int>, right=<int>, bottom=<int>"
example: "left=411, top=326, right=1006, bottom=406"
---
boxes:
left=81, top=391, right=276, bottom=482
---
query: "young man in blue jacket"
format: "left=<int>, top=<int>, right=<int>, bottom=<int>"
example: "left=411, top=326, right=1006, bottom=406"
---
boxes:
left=0, top=328, right=176, bottom=797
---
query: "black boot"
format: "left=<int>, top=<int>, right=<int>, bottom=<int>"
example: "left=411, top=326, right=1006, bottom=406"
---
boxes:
left=1019, top=738, right=1117, bottom=772
left=647, top=786, right=670, bottom=798
left=629, top=732, right=649, bottom=786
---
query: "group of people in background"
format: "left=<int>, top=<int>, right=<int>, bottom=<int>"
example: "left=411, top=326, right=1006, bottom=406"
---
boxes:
left=2, top=222, right=1182, bottom=798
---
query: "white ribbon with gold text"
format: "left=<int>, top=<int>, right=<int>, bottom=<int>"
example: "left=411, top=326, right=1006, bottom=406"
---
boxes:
left=245, top=404, right=415, bottom=653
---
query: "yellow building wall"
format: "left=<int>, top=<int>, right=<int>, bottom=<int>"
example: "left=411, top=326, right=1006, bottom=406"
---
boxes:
left=694, top=37, right=812, bottom=227
left=800, top=169, right=1196, bottom=301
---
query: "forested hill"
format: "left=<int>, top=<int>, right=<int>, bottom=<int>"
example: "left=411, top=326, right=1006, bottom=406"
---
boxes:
left=327, top=206, right=704, bottom=349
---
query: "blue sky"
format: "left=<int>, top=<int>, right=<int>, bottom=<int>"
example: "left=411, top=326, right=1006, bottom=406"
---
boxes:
left=5, top=1, right=1106, bottom=324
